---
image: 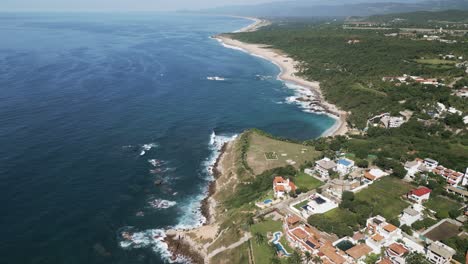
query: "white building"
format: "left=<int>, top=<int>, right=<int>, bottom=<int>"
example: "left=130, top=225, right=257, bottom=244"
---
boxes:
left=423, top=158, right=439, bottom=170
left=273, top=176, right=297, bottom=198
left=363, top=168, right=388, bottom=181
left=407, top=187, right=432, bottom=204
left=314, top=158, right=337, bottom=180
left=365, top=216, right=402, bottom=253
left=336, top=158, right=355, bottom=176
left=404, top=159, right=424, bottom=178
left=427, top=241, right=456, bottom=264
left=399, top=207, right=422, bottom=226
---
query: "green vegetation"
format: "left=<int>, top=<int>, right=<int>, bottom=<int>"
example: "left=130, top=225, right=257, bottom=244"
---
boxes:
left=442, top=236, right=468, bottom=263
left=246, top=130, right=321, bottom=175
left=250, top=218, right=293, bottom=264
left=414, top=59, right=457, bottom=65
left=412, top=217, right=438, bottom=231
left=309, top=177, right=412, bottom=237
left=293, top=199, right=309, bottom=210
left=210, top=241, right=250, bottom=264
left=367, top=10, right=468, bottom=28
left=425, top=196, right=462, bottom=219
left=294, top=172, right=323, bottom=192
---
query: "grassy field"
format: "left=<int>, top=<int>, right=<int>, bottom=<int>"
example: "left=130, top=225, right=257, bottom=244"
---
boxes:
left=354, top=177, right=412, bottom=220
left=294, top=172, right=323, bottom=191
left=250, top=219, right=292, bottom=264
left=246, top=132, right=321, bottom=175
left=425, top=196, right=462, bottom=219
left=210, top=241, right=250, bottom=264
left=308, top=177, right=413, bottom=237
left=415, top=58, right=457, bottom=65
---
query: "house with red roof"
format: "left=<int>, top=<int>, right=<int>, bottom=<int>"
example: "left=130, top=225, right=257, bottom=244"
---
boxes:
left=407, top=187, right=432, bottom=204
left=273, top=176, right=297, bottom=198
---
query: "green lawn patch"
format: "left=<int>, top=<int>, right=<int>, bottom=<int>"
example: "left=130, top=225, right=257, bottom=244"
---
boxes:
left=293, top=199, right=309, bottom=210
left=425, top=196, right=462, bottom=219
left=354, top=177, right=412, bottom=220
left=294, top=172, right=323, bottom=191
left=250, top=219, right=292, bottom=264
left=415, top=58, right=457, bottom=65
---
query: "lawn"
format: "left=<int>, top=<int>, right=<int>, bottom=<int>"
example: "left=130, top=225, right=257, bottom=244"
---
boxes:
left=246, top=131, right=321, bottom=175
left=210, top=241, right=250, bottom=264
left=415, top=58, right=457, bottom=65
left=294, top=172, right=323, bottom=191
left=250, top=219, right=293, bottom=264
left=425, top=196, right=462, bottom=219
left=293, top=199, right=309, bottom=210
left=354, top=177, right=413, bottom=220
left=308, top=177, right=413, bottom=238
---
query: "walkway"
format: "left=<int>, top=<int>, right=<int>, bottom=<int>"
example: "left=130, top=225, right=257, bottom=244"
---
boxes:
left=207, top=232, right=252, bottom=261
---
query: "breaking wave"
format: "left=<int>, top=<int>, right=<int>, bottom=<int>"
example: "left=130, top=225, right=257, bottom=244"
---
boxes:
left=140, top=143, right=158, bottom=156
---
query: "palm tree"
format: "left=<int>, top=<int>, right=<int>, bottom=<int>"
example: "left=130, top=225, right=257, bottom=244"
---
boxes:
left=312, top=255, right=323, bottom=264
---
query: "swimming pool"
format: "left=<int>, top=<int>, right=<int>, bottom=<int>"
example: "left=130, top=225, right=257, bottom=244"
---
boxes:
left=271, top=231, right=291, bottom=256
left=264, top=199, right=273, bottom=204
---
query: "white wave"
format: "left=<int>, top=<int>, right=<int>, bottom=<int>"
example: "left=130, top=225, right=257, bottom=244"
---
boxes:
left=175, top=131, right=238, bottom=229
left=119, top=228, right=190, bottom=263
left=148, top=159, right=164, bottom=167
left=148, top=199, right=177, bottom=209
left=206, top=76, right=226, bottom=81
left=140, top=143, right=158, bottom=156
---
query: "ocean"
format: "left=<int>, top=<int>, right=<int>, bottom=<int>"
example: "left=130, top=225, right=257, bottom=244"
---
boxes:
left=0, top=13, right=335, bottom=264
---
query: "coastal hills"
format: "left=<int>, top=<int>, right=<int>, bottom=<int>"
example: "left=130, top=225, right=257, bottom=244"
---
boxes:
left=196, top=0, right=468, bottom=17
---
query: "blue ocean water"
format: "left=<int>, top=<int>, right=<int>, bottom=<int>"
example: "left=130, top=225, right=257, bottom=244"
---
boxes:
left=0, top=13, right=335, bottom=264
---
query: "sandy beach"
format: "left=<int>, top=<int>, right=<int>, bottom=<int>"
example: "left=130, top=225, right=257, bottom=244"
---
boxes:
left=215, top=19, right=348, bottom=137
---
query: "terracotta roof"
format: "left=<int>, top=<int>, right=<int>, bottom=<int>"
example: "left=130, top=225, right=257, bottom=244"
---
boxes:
left=383, top=224, right=398, bottom=233
left=320, top=244, right=346, bottom=264
left=304, top=225, right=321, bottom=239
left=286, top=215, right=301, bottom=225
left=346, top=244, right=373, bottom=260
left=352, top=232, right=365, bottom=241
left=372, top=234, right=384, bottom=242
left=410, top=187, right=432, bottom=197
left=388, top=243, right=408, bottom=256
left=377, top=258, right=392, bottom=264
left=364, top=171, right=376, bottom=181
left=289, top=181, right=297, bottom=191
left=292, top=228, right=308, bottom=240
left=275, top=185, right=285, bottom=192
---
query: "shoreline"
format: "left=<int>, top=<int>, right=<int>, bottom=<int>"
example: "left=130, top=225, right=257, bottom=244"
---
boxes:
left=164, top=16, right=349, bottom=263
left=214, top=19, right=348, bottom=137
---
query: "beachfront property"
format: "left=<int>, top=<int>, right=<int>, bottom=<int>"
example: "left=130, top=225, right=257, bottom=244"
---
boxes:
left=336, top=158, right=355, bottom=176
left=291, top=193, right=338, bottom=218
left=314, top=157, right=337, bottom=180
left=283, top=215, right=352, bottom=264
left=273, top=176, right=297, bottom=198
left=407, top=187, right=432, bottom=204
left=363, top=168, right=388, bottom=182
left=426, top=241, right=457, bottom=264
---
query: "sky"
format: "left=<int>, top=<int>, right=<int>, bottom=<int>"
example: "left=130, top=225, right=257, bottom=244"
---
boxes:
left=0, top=0, right=280, bottom=11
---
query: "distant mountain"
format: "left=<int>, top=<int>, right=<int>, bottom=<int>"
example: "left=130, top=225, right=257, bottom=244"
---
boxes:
left=366, top=9, right=468, bottom=23
left=196, top=0, right=468, bottom=17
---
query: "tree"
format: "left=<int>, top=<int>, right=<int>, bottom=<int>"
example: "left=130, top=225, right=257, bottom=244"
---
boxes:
left=254, top=232, right=265, bottom=245
left=406, top=252, right=431, bottom=264
left=356, top=159, right=369, bottom=168
left=391, top=164, right=407, bottom=179
left=400, top=224, right=413, bottom=235
left=288, top=251, right=302, bottom=264
left=364, top=253, right=380, bottom=264
left=312, top=255, right=323, bottom=264
left=448, top=208, right=460, bottom=219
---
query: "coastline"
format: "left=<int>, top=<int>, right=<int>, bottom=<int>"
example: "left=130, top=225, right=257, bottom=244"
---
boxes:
left=214, top=19, right=348, bottom=137
left=164, top=17, right=349, bottom=263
